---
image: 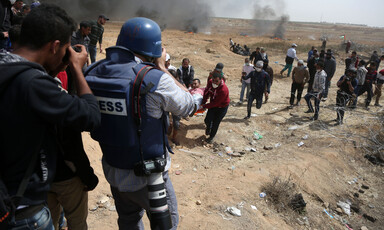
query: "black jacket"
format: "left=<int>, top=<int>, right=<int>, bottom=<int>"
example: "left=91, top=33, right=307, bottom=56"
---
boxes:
left=0, top=53, right=100, bottom=206
left=0, top=0, right=12, bottom=38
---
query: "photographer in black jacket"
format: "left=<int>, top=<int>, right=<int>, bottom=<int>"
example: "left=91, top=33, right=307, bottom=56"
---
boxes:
left=0, top=4, right=100, bottom=229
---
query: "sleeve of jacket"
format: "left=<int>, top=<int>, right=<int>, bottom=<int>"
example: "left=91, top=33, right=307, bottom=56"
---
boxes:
left=26, top=75, right=101, bottom=132
left=203, top=85, right=229, bottom=109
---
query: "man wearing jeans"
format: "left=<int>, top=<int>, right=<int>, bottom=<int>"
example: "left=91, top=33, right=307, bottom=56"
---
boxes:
left=239, top=58, right=253, bottom=104
left=304, top=62, right=326, bottom=120
left=88, top=14, right=108, bottom=63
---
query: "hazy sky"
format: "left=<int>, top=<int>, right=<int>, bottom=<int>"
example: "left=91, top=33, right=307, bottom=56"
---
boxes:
left=211, top=0, right=384, bottom=28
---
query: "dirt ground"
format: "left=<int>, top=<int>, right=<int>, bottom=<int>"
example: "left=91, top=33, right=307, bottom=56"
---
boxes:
left=84, top=18, right=384, bottom=230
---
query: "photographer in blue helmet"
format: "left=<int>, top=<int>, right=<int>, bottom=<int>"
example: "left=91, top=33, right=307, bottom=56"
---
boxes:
left=85, top=17, right=196, bottom=230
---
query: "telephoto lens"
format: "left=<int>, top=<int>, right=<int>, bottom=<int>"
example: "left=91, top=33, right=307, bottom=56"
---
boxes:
left=147, top=173, right=172, bottom=230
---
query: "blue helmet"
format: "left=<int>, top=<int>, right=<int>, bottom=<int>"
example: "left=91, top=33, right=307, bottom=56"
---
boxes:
left=116, top=17, right=162, bottom=58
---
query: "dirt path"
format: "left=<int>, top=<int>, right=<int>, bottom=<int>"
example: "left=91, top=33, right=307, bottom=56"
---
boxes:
left=85, top=20, right=384, bottom=230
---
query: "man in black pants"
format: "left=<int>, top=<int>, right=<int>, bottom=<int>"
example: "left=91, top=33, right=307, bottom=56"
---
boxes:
left=202, top=71, right=230, bottom=143
left=335, top=68, right=358, bottom=125
left=243, top=60, right=270, bottom=119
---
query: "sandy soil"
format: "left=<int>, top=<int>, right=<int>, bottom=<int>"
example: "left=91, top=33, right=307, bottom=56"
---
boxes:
left=83, top=19, right=384, bottom=230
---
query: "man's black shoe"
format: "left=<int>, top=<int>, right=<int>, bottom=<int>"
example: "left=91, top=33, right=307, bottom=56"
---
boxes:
left=205, top=127, right=210, bottom=135
left=304, top=109, right=313, bottom=113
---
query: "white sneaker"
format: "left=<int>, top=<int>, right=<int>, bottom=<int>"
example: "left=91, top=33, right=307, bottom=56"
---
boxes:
left=321, top=97, right=327, bottom=101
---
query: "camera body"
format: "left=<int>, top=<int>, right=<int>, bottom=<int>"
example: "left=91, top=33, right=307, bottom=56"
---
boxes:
left=345, top=77, right=351, bottom=81
left=134, top=157, right=166, bottom=177
left=62, top=46, right=82, bottom=63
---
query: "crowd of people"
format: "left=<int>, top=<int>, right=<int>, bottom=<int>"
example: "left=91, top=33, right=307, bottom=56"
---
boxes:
left=229, top=38, right=250, bottom=56
left=0, top=2, right=383, bottom=230
left=278, top=43, right=384, bottom=124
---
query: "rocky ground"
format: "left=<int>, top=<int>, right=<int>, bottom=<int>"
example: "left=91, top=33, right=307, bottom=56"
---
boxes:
left=83, top=19, right=384, bottom=230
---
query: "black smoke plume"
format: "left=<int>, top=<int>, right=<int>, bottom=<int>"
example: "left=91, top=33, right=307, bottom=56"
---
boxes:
left=273, top=15, right=289, bottom=39
left=251, top=0, right=289, bottom=38
left=41, top=0, right=212, bottom=32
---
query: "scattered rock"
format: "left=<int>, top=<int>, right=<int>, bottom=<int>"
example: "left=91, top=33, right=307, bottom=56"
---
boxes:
left=196, top=200, right=202, bottom=205
left=175, top=170, right=182, bottom=175
left=89, top=205, right=98, bottom=211
left=361, top=226, right=369, bottom=230
left=206, top=48, right=216, bottom=53
left=358, top=189, right=365, bottom=194
left=350, top=203, right=360, bottom=213
left=362, top=213, right=377, bottom=222
left=263, top=146, right=273, bottom=150
left=361, top=184, right=369, bottom=189
left=323, top=202, right=330, bottom=209
left=368, top=204, right=375, bottom=209
left=335, top=208, right=343, bottom=214
left=109, top=205, right=116, bottom=211
left=288, top=125, right=298, bottom=130
left=230, top=152, right=243, bottom=157
left=353, top=193, right=359, bottom=198
left=97, top=195, right=109, bottom=204
left=250, top=148, right=257, bottom=152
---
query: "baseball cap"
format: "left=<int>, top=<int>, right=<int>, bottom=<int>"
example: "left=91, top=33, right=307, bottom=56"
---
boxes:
left=291, top=43, right=297, bottom=47
left=99, top=14, right=109, bottom=20
left=215, top=63, right=224, bottom=72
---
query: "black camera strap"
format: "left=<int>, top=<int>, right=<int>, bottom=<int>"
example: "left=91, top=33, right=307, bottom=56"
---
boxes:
left=132, top=65, right=154, bottom=163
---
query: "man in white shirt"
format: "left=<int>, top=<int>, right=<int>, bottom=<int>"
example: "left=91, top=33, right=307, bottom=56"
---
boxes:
left=280, top=43, right=299, bottom=78
left=239, top=58, right=254, bottom=104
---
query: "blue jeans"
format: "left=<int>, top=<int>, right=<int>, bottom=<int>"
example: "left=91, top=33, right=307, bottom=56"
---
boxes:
left=9, top=206, right=54, bottom=230
left=89, top=45, right=97, bottom=63
left=323, top=79, right=331, bottom=98
left=239, top=81, right=250, bottom=102
left=110, top=172, right=178, bottom=230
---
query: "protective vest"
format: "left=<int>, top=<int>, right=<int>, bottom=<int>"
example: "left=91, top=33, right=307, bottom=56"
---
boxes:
left=85, top=46, right=167, bottom=169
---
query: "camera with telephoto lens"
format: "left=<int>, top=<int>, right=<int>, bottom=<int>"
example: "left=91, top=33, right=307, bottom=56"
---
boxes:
left=133, top=157, right=166, bottom=176
left=147, top=173, right=172, bottom=230
left=134, top=157, right=172, bottom=229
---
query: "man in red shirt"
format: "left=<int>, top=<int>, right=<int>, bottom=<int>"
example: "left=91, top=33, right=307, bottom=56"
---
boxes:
left=201, top=71, right=230, bottom=143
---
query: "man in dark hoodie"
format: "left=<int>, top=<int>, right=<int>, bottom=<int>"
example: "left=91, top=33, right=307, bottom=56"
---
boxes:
left=243, top=60, right=271, bottom=119
left=0, top=4, right=100, bottom=229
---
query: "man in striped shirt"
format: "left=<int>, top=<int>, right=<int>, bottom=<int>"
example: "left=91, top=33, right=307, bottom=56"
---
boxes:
left=88, top=14, right=108, bottom=63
